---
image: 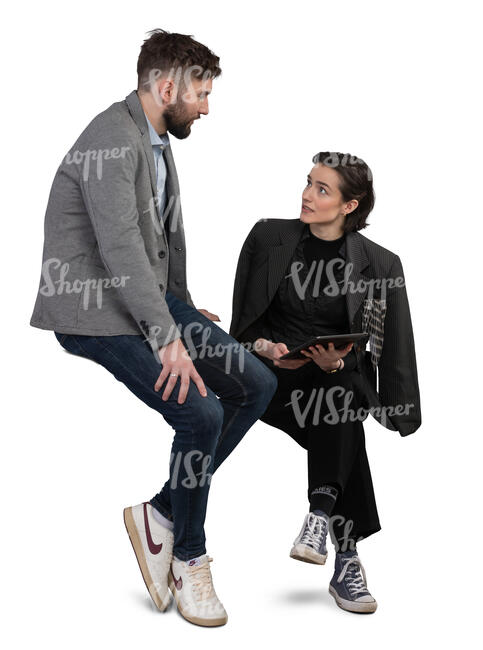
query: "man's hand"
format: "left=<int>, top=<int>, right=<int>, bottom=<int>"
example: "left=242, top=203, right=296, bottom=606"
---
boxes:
left=300, top=342, right=353, bottom=371
left=255, top=339, right=311, bottom=370
left=155, top=337, right=207, bottom=404
left=197, top=309, right=220, bottom=322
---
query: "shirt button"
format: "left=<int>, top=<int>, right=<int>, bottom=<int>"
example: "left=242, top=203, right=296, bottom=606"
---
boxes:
left=158, top=250, right=166, bottom=259
left=159, top=283, right=164, bottom=291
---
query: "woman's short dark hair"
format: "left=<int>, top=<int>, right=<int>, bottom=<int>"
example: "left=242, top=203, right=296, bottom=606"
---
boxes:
left=137, top=29, right=222, bottom=92
left=312, top=151, right=375, bottom=232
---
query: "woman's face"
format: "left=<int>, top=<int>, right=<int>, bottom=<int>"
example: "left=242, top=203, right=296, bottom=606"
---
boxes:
left=300, top=164, right=356, bottom=227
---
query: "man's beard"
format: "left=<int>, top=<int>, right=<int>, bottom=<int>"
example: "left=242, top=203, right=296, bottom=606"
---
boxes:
left=164, top=103, right=192, bottom=140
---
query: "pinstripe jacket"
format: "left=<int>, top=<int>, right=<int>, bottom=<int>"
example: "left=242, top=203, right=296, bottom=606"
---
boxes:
left=30, top=90, right=195, bottom=354
left=229, top=218, right=421, bottom=436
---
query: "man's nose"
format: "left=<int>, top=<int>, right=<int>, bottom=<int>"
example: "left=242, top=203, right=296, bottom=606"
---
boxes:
left=199, top=99, right=209, bottom=115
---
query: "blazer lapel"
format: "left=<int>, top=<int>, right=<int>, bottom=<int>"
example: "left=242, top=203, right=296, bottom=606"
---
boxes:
left=124, top=90, right=162, bottom=220
left=162, top=143, right=183, bottom=235
left=163, top=143, right=180, bottom=195
left=267, top=221, right=306, bottom=304
left=343, top=232, right=371, bottom=328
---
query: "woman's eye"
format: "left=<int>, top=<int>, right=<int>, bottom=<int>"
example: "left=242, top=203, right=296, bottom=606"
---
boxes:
left=319, top=187, right=327, bottom=194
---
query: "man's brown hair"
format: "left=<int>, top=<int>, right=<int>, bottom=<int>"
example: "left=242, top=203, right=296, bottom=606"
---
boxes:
left=137, top=28, right=222, bottom=92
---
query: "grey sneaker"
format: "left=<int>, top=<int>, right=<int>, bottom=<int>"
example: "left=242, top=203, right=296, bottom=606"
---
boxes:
left=329, top=550, right=377, bottom=613
left=290, top=512, right=329, bottom=565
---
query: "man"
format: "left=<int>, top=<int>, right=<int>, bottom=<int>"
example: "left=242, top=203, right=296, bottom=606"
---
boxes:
left=29, top=29, right=277, bottom=627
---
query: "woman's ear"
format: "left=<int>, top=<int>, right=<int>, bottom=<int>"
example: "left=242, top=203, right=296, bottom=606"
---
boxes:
left=344, top=199, right=359, bottom=215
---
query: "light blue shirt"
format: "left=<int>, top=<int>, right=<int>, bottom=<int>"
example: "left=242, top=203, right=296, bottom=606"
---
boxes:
left=143, top=112, right=170, bottom=223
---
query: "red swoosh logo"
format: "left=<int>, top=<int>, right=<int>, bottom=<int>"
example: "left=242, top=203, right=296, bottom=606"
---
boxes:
left=143, top=502, right=163, bottom=555
left=170, top=567, right=183, bottom=590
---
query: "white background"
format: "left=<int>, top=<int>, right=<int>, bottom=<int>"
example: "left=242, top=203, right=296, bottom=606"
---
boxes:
left=2, top=1, right=481, bottom=648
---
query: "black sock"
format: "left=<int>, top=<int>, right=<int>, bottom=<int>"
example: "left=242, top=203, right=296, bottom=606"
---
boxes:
left=309, top=483, right=339, bottom=516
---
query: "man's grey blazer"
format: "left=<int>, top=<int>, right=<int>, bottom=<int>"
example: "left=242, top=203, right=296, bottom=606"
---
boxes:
left=30, top=90, right=195, bottom=353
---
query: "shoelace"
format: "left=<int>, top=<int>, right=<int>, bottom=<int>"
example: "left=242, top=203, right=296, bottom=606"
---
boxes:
left=299, top=513, right=328, bottom=550
left=337, top=556, right=370, bottom=597
left=187, top=556, right=215, bottom=601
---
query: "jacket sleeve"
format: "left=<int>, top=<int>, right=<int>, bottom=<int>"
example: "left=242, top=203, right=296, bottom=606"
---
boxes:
left=79, top=132, right=182, bottom=354
left=229, top=220, right=263, bottom=340
left=377, top=255, right=422, bottom=436
left=230, top=220, right=280, bottom=369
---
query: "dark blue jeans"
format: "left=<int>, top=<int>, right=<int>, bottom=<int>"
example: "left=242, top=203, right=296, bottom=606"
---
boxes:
left=54, top=291, right=277, bottom=560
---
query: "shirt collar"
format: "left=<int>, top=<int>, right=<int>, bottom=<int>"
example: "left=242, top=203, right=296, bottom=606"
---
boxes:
left=299, top=222, right=347, bottom=257
left=143, top=111, right=170, bottom=147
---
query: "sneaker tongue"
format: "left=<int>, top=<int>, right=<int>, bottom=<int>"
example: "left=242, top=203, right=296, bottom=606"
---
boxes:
left=187, top=554, right=208, bottom=567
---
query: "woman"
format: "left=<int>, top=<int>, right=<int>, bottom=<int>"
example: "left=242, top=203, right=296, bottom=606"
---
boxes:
left=229, top=151, right=421, bottom=614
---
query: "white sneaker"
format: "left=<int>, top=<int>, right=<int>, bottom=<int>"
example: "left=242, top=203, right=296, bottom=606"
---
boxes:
left=123, top=502, right=173, bottom=611
left=168, top=554, right=228, bottom=627
left=290, top=512, right=329, bottom=565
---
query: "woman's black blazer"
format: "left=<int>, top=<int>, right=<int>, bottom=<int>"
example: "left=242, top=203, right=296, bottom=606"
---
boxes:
left=229, top=218, right=421, bottom=436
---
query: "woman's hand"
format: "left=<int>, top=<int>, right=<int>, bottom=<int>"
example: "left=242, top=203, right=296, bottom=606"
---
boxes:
left=255, top=339, right=311, bottom=369
left=300, top=342, right=353, bottom=372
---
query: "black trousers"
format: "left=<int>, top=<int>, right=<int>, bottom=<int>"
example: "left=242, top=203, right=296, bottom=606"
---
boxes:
left=259, top=359, right=381, bottom=549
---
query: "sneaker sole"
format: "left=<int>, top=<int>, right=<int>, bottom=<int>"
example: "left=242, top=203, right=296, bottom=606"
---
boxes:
left=168, top=573, right=228, bottom=627
left=123, top=506, right=170, bottom=612
left=290, top=544, right=327, bottom=565
left=328, top=584, right=377, bottom=613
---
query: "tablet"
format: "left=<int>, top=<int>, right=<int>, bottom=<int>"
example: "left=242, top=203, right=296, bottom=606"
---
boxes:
left=279, top=333, right=367, bottom=361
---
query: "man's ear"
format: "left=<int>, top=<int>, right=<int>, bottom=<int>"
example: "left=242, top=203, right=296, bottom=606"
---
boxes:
left=159, top=78, right=177, bottom=105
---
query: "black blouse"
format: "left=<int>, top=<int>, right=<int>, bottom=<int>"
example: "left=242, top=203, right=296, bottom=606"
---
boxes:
left=265, top=224, right=350, bottom=349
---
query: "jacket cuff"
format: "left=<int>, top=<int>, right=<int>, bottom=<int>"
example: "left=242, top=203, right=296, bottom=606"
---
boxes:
left=138, top=317, right=182, bottom=355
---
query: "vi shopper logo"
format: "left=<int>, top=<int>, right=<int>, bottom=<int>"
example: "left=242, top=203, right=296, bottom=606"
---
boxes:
left=286, top=259, right=405, bottom=302
left=326, top=514, right=364, bottom=553
left=143, top=193, right=184, bottom=236
left=146, top=321, right=251, bottom=375
left=39, top=258, right=130, bottom=310
left=63, top=145, right=131, bottom=181
left=142, top=64, right=214, bottom=106
left=169, top=450, right=213, bottom=490
left=287, top=384, right=415, bottom=428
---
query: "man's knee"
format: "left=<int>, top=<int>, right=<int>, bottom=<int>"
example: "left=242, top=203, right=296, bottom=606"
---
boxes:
left=193, top=393, right=225, bottom=435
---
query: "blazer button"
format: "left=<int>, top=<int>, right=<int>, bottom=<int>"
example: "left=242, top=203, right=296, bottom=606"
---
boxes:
left=159, top=283, right=164, bottom=291
left=174, top=247, right=183, bottom=252
left=158, top=250, right=166, bottom=259
left=174, top=279, right=181, bottom=286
